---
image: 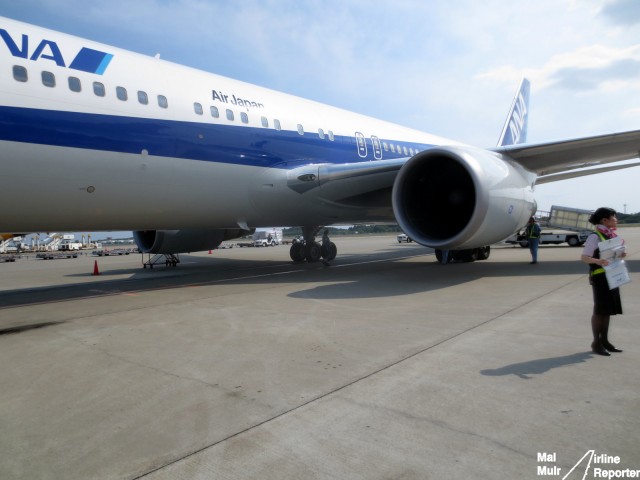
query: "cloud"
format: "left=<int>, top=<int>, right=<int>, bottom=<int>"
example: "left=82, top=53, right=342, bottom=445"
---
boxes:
left=600, top=0, right=640, bottom=26
left=477, top=44, right=640, bottom=93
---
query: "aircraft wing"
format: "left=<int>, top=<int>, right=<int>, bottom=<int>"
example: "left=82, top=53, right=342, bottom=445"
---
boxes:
left=309, top=127, right=640, bottom=196
left=496, top=129, right=640, bottom=183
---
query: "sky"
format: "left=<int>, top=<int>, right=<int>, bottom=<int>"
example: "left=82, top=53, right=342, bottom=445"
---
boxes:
left=1, top=0, right=639, bottom=221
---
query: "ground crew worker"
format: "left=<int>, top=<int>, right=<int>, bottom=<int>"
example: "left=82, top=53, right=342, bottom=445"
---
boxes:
left=525, top=216, right=541, bottom=264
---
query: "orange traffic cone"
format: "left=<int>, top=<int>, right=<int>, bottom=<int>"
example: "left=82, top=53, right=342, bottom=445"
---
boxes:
left=93, top=260, right=100, bottom=276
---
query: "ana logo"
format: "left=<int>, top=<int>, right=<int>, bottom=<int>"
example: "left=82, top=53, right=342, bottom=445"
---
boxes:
left=507, top=91, right=528, bottom=145
left=0, top=28, right=113, bottom=75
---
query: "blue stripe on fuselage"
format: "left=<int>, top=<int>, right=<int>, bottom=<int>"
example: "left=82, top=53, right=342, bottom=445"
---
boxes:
left=0, top=106, right=427, bottom=168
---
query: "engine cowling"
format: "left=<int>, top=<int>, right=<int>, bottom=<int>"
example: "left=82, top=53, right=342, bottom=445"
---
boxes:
left=392, top=146, right=536, bottom=250
left=134, top=228, right=251, bottom=254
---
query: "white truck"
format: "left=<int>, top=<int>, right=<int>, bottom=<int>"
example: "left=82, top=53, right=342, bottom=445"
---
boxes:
left=252, top=228, right=283, bottom=247
left=58, top=239, right=83, bottom=251
left=506, top=205, right=594, bottom=248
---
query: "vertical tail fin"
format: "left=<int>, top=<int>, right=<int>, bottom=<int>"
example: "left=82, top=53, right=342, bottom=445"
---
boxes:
left=496, top=78, right=530, bottom=147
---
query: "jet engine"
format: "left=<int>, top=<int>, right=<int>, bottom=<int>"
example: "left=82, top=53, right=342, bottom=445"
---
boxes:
left=392, top=146, right=536, bottom=250
left=134, top=228, right=251, bottom=254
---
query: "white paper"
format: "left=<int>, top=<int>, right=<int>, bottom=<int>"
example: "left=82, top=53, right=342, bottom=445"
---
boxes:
left=598, top=236, right=626, bottom=262
left=603, top=260, right=631, bottom=289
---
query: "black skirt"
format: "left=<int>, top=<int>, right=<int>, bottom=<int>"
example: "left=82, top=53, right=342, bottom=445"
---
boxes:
left=590, top=273, right=623, bottom=315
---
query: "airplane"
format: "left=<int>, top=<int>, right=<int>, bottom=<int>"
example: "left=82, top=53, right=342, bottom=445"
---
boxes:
left=1, top=16, right=639, bottom=264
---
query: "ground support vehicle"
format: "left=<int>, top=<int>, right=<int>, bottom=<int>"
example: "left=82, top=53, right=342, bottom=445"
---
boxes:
left=37, top=252, right=78, bottom=260
left=505, top=205, right=593, bottom=248
left=253, top=228, right=283, bottom=247
left=59, top=241, right=82, bottom=251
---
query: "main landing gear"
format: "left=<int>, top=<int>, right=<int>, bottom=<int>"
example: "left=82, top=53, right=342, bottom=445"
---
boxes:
left=435, top=246, right=491, bottom=263
left=289, top=226, right=337, bottom=263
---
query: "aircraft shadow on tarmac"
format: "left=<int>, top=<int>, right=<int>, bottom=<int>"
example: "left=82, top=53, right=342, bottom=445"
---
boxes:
left=1, top=253, right=637, bottom=308
left=480, top=352, right=595, bottom=380
left=286, top=257, right=639, bottom=300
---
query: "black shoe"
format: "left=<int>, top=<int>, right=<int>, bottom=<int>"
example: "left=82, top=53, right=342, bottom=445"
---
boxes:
left=529, top=261, right=537, bottom=264
left=591, top=342, right=611, bottom=356
left=602, top=341, right=622, bottom=353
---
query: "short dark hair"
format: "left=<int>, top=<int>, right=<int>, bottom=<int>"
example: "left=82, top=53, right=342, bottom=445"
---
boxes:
left=589, top=207, right=617, bottom=225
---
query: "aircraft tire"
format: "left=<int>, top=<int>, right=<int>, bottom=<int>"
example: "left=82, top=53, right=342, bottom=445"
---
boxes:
left=305, top=242, right=322, bottom=263
left=476, top=246, right=491, bottom=260
left=290, top=243, right=305, bottom=262
left=322, top=242, right=337, bottom=261
left=452, top=249, right=477, bottom=263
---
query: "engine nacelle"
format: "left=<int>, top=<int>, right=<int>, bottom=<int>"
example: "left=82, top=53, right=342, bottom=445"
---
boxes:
left=392, top=146, right=536, bottom=250
left=134, top=228, right=251, bottom=254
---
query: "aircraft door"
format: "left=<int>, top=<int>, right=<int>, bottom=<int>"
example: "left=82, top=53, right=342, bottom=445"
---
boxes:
left=355, top=132, right=367, bottom=158
left=371, top=135, right=382, bottom=160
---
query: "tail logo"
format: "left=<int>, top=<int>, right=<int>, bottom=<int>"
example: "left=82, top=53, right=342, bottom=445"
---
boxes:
left=497, top=78, right=530, bottom=147
left=506, top=91, right=528, bottom=145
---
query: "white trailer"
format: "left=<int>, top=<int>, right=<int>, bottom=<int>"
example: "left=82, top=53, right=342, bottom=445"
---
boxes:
left=506, top=205, right=594, bottom=247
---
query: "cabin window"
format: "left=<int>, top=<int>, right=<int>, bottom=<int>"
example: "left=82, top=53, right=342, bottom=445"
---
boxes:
left=210, top=106, right=219, bottom=118
left=328, top=130, right=335, bottom=141
left=261, top=116, right=269, bottom=128
left=158, top=95, right=168, bottom=108
left=116, top=86, right=128, bottom=101
left=42, top=71, right=55, bottom=88
left=194, top=102, right=203, bottom=115
left=297, top=124, right=304, bottom=135
left=68, top=76, right=81, bottom=92
left=403, top=146, right=408, bottom=156
left=274, top=119, right=282, bottom=131
left=138, top=91, right=149, bottom=105
left=383, top=141, right=389, bottom=151
left=226, top=109, right=234, bottom=121
left=318, top=128, right=325, bottom=140
left=13, top=65, right=28, bottom=82
left=93, top=82, right=106, bottom=97
left=240, top=112, right=249, bottom=124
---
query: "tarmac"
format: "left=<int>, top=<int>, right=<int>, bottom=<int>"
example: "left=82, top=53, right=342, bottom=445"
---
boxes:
left=0, top=231, right=638, bottom=480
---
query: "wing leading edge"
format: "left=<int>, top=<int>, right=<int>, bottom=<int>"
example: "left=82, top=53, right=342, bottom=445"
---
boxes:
left=498, top=129, right=640, bottom=184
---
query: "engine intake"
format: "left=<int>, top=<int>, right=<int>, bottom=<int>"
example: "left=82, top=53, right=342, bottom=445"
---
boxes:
left=392, top=146, right=535, bottom=249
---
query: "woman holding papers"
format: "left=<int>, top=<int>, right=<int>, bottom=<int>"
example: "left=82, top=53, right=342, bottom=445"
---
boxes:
left=581, top=207, right=627, bottom=356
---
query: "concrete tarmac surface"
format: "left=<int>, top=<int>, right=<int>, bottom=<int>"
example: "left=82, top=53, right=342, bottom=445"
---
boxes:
left=1, top=231, right=639, bottom=479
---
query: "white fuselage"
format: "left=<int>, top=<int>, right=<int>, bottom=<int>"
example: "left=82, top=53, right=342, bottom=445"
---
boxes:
left=0, top=16, right=470, bottom=233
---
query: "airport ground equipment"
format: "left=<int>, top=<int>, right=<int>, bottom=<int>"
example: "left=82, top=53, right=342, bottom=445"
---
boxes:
left=505, top=205, right=594, bottom=247
left=142, top=253, right=180, bottom=268
left=252, top=228, right=283, bottom=247
left=36, top=252, right=79, bottom=260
